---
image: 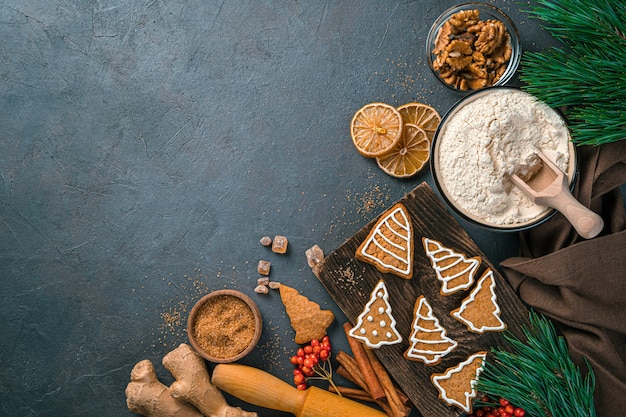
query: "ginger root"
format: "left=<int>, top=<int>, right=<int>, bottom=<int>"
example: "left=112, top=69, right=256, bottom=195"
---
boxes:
left=126, top=359, right=202, bottom=417
left=164, top=344, right=257, bottom=417
left=126, top=343, right=257, bottom=417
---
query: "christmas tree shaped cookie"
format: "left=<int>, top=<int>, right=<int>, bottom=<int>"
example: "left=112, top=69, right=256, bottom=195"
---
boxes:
left=349, top=280, right=402, bottom=348
left=422, top=237, right=481, bottom=295
left=279, top=284, right=335, bottom=344
left=431, top=351, right=487, bottom=414
left=355, top=203, right=414, bottom=279
left=404, top=295, right=458, bottom=365
left=451, top=269, right=506, bottom=333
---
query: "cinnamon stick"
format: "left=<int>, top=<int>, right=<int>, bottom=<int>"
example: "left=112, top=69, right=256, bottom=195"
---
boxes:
left=336, top=350, right=403, bottom=417
left=328, top=386, right=374, bottom=403
left=336, top=364, right=367, bottom=391
left=342, top=322, right=386, bottom=400
left=336, top=351, right=369, bottom=391
left=394, top=385, right=411, bottom=407
left=338, top=354, right=410, bottom=406
left=364, top=349, right=408, bottom=417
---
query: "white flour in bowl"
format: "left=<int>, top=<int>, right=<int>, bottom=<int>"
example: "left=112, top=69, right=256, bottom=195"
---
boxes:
left=437, top=89, right=571, bottom=226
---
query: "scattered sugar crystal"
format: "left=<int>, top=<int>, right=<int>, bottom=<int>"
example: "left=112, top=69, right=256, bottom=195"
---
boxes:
left=268, top=281, right=281, bottom=289
left=259, top=236, right=272, bottom=246
left=257, top=277, right=270, bottom=286
left=272, top=235, right=288, bottom=254
left=254, top=285, right=269, bottom=294
left=305, top=245, right=324, bottom=268
left=257, top=260, right=271, bottom=275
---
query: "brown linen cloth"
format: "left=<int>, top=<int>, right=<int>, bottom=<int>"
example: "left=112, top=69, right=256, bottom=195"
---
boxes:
left=501, top=140, right=626, bottom=416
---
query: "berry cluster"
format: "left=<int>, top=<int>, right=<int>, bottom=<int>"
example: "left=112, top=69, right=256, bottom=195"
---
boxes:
left=290, top=336, right=334, bottom=390
left=470, top=396, right=526, bottom=417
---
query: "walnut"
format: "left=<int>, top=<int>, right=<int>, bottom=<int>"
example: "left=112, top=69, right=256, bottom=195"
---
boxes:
left=457, top=78, right=469, bottom=91
left=448, top=10, right=480, bottom=32
left=467, top=61, right=487, bottom=79
left=491, top=38, right=512, bottom=64
left=491, top=64, right=507, bottom=84
left=453, top=32, right=477, bottom=44
left=434, top=21, right=453, bottom=55
left=475, top=20, right=507, bottom=54
left=439, top=65, right=455, bottom=79
left=472, top=51, right=486, bottom=66
left=442, top=73, right=466, bottom=90
left=445, top=40, right=473, bottom=70
left=432, top=51, right=449, bottom=71
left=463, top=72, right=488, bottom=90
left=467, top=21, right=486, bottom=35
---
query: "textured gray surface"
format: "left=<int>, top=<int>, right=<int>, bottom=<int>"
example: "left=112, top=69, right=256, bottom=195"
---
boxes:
left=1, top=1, right=557, bottom=416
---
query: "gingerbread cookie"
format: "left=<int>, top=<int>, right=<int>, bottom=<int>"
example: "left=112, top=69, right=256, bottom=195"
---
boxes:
left=451, top=269, right=506, bottom=333
left=356, top=203, right=414, bottom=279
left=422, top=237, right=481, bottom=295
left=279, top=284, right=335, bottom=344
left=349, top=280, right=402, bottom=348
left=431, top=351, right=487, bottom=413
left=404, top=295, right=458, bottom=365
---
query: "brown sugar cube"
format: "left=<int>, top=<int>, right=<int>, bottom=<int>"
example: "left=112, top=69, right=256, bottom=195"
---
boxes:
left=272, top=235, right=288, bottom=254
left=268, top=281, right=281, bottom=290
left=257, top=260, right=271, bottom=275
left=305, top=244, right=324, bottom=268
left=254, top=285, right=269, bottom=294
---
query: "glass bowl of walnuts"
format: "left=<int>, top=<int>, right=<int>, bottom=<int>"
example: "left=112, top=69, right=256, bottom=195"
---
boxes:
left=426, top=2, right=521, bottom=93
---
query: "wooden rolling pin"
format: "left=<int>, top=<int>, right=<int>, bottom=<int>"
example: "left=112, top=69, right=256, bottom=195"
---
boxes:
left=211, top=363, right=387, bottom=417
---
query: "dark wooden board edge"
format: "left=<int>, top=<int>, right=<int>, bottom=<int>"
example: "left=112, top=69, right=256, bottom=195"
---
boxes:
left=313, top=182, right=530, bottom=417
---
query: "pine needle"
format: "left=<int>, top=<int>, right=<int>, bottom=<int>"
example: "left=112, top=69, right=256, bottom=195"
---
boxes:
left=476, top=311, right=596, bottom=417
left=519, top=0, right=626, bottom=145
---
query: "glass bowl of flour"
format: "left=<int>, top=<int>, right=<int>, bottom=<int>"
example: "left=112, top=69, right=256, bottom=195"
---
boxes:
left=431, top=87, right=576, bottom=231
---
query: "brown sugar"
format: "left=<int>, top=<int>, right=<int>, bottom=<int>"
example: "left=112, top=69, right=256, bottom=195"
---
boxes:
left=192, top=295, right=256, bottom=359
left=272, top=235, right=288, bottom=254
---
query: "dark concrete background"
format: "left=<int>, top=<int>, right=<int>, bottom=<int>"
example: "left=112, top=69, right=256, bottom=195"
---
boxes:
left=1, top=1, right=563, bottom=416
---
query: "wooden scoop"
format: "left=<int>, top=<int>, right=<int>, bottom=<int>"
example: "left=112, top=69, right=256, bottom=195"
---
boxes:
left=510, top=150, right=603, bottom=239
left=211, top=363, right=387, bottom=417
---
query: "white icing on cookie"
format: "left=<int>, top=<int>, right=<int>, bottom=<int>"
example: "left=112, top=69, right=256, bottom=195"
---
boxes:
left=452, top=269, right=506, bottom=333
left=431, top=352, right=487, bottom=413
left=422, top=237, right=480, bottom=294
left=356, top=203, right=413, bottom=279
left=348, top=280, right=402, bottom=348
left=404, top=295, right=458, bottom=365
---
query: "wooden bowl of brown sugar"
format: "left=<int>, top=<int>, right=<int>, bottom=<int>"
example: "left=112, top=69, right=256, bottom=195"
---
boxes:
left=187, top=289, right=262, bottom=363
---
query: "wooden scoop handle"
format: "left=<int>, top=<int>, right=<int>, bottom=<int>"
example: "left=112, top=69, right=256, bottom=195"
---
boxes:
left=539, top=177, right=604, bottom=239
left=211, top=363, right=387, bottom=417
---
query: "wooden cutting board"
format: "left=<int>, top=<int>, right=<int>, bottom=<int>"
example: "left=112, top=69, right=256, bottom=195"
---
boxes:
left=313, top=182, right=530, bottom=417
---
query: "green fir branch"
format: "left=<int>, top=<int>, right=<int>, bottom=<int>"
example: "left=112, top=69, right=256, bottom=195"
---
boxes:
left=476, top=311, right=596, bottom=417
left=519, top=0, right=626, bottom=145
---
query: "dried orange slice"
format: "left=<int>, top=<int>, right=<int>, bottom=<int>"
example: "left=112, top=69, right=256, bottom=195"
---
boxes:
left=351, top=102, right=403, bottom=157
left=376, top=124, right=430, bottom=178
left=397, top=102, right=441, bottom=142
